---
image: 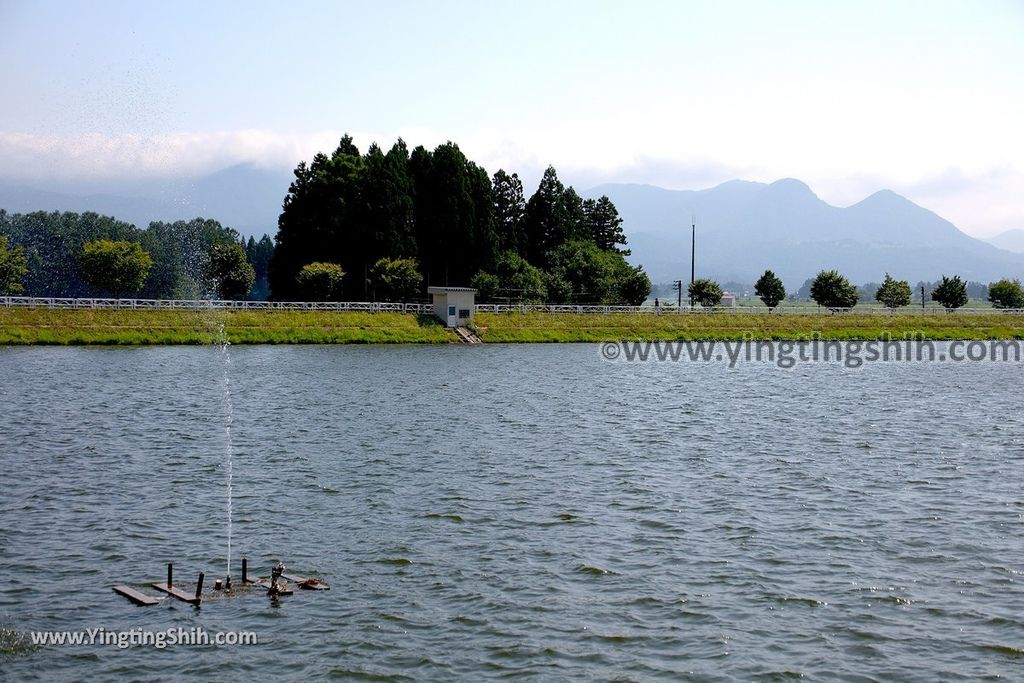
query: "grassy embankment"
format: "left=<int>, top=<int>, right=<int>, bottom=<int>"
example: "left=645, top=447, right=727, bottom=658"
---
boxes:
left=0, top=309, right=455, bottom=345
left=2, top=308, right=1023, bottom=345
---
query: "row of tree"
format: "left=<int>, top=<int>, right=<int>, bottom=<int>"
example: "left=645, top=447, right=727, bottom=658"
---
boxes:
left=284, top=256, right=426, bottom=302
left=269, top=136, right=650, bottom=304
left=0, top=235, right=256, bottom=300
left=0, top=210, right=275, bottom=299
left=793, top=277, right=993, bottom=303
left=682, top=269, right=1024, bottom=310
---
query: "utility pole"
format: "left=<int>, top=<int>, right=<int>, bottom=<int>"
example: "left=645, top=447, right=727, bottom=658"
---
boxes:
left=921, top=285, right=925, bottom=310
left=673, top=280, right=683, bottom=308
left=690, top=214, right=696, bottom=308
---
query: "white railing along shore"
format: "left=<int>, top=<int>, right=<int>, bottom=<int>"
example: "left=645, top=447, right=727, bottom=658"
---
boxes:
left=2, top=296, right=1022, bottom=315
left=0, top=297, right=434, bottom=313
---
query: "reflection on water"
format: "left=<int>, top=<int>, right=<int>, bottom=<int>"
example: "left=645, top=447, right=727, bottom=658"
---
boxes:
left=0, top=344, right=1022, bottom=681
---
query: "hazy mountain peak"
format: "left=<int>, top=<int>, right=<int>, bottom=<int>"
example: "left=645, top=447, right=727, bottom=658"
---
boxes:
left=704, top=179, right=764, bottom=192
left=584, top=182, right=680, bottom=199
left=854, top=188, right=913, bottom=207
left=983, top=228, right=1024, bottom=254
left=765, top=177, right=816, bottom=196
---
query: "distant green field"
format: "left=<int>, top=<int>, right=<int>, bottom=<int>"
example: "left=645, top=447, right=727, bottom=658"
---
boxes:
left=474, top=311, right=1024, bottom=342
left=2, top=308, right=1023, bottom=345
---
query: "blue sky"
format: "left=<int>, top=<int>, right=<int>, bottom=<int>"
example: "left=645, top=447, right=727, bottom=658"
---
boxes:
left=1, top=0, right=1022, bottom=236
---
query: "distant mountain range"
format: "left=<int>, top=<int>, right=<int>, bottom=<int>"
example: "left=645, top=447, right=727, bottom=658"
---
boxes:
left=585, top=179, right=1024, bottom=287
left=2, top=166, right=1022, bottom=289
left=982, top=229, right=1024, bottom=254
left=0, top=164, right=293, bottom=238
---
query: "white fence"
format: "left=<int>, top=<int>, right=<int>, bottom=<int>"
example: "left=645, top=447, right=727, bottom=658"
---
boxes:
left=1, top=296, right=1022, bottom=315
left=0, top=297, right=434, bottom=313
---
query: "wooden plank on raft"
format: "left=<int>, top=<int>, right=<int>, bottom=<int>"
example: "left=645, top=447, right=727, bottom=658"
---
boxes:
left=151, top=582, right=202, bottom=604
left=113, top=585, right=161, bottom=606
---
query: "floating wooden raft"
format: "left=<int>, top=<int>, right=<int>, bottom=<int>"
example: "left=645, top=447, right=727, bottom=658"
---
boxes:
left=112, top=585, right=162, bottom=606
left=151, top=581, right=203, bottom=605
left=113, top=558, right=328, bottom=605
left=151, top=563, right=204, bottom=605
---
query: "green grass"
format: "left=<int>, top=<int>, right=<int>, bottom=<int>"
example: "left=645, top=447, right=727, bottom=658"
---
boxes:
left=473, top=311, right=1024, bottom=342
left=0, top=309, right=456, bottom=345
left=3, top=308, right=1023, bottom=345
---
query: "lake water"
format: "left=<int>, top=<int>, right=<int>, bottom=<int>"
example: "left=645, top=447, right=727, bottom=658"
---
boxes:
left=1, top=344, right=1022, bottom=681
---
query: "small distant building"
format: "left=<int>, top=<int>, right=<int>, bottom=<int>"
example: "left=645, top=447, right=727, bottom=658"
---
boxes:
left=720, top=292, right=737, bottom=307
left=428, top=287, right=476, bottom=327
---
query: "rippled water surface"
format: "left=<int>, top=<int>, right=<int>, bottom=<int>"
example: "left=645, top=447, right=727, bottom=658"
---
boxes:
left=1, top=344, right=1022, bottom=681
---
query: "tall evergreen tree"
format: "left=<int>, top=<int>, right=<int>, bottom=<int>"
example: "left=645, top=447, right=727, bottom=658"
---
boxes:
left=555, top=187, right=588, bottom=246
left=430, top=143, right=470, bottom=284
left=408, top=143, right=437, bottom=285
left=584, top=196, right=629, bottom=254
left=270, top=135, right=364, bottom=299
left=467, top=162, right=497, bottom=274
left=360, top=140, right=417, bottom=268
left=409, top=142, right=481, bottom=286
left=524, top=166, right=567, bottom=266
left=492, top=170, right=526, bottom=254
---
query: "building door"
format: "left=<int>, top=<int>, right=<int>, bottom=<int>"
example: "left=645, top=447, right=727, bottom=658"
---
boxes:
left=447, top=305, right=457, bottom=327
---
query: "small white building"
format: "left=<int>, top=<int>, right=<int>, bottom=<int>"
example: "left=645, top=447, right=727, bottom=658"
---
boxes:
left=720, top=292, right=737, bottom=307
left=427, top=287, right=476, bottom=327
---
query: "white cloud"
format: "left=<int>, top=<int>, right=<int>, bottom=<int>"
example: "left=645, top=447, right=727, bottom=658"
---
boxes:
left=0, top=130, right=345, bottom=180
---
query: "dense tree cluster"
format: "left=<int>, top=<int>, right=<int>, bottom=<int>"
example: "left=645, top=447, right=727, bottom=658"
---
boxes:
left=369, top=257, right=423, bottom=302
left=206, top=242, right=256, bottom=300
left=874, top=273, right=913, bottom=309
left=269, top=136, right=647, bottom=303
left=987, top=278, right=1024, bottom=309
left=0, top=210, right=272, bottom=300
left=809, top=270, right=860, bottom=310
left=79, top=240, right=153, bottom=298
left=931, top=275, right=968, bottom=310
left=296, top=262, right=345, bottom=301
left=754, top=270, right=786, bottom=309
left=688, top=278, right=724, bottom=307
left=244, top=235, right=275, bottom=299
left=0, top=235, right=28, bottom=294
